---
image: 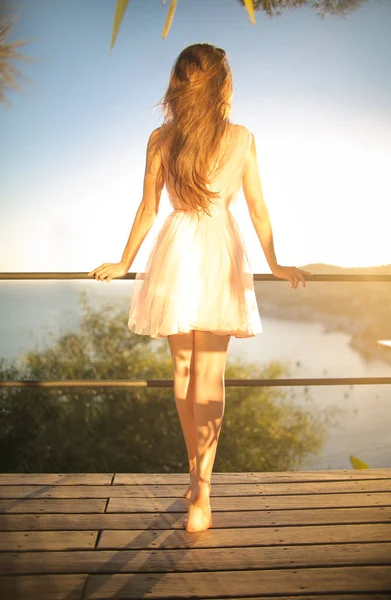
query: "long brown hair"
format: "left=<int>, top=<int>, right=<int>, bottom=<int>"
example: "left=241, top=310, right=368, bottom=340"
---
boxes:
left=154, top=43, right=235, bottom=217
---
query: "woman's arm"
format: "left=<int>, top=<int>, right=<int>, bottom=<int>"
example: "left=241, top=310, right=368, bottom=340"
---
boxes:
left=242, top=133, right=279, bottom=273
left=120, top=128, right=164, bottom=271
left=242, top=132, right=313, bottom=288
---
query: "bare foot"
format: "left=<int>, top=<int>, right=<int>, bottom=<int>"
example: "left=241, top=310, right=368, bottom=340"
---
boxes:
left=183, top=473, right=196, bottom=499
left=183, top=483, right=193, bottom=500
left=184, top=481, right=212, bottom=532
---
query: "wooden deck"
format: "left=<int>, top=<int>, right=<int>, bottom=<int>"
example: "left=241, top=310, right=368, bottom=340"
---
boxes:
left=0, top=469, right=390, bottom=599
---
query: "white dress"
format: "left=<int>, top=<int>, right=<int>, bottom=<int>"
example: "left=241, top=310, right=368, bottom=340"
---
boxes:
left=128, top=123, right=263, bottom=339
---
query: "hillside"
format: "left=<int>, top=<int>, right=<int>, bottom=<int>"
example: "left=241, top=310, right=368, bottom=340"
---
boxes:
left=255, top=263, right=391, bottom=367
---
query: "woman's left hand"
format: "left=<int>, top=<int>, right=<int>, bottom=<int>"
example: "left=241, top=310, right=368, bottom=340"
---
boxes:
left=87, top=262, right=128, bottom=282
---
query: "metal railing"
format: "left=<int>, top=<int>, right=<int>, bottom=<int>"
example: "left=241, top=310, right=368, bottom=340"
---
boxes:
left=1, top=271, right=391, bottom=389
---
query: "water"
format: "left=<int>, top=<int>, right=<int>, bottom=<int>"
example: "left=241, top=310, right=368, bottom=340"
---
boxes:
left=1, top=280, right=390, bottom=470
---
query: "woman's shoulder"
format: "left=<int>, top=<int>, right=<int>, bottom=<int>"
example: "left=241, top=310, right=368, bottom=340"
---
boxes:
left=229, top=123, right=252, bottom=151
left=235, top=123, right=252, bottom=140
left=229, top=123, right=251, bottom=147
left=231, top=123, right=251, bottom=136
left=158, top=122, right=249, bottom=133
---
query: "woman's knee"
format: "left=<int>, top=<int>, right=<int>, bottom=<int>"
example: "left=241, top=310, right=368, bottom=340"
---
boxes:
left=175, top=364, right=193, bottom=379
left=192, top=368, right=224, bottom=386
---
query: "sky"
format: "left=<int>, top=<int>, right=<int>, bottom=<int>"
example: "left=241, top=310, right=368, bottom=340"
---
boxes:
left=1, top=0, right=390, bottom=274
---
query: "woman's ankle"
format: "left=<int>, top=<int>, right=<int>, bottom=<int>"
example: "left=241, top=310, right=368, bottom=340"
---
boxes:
left=197, top=477, right=211, bottom=491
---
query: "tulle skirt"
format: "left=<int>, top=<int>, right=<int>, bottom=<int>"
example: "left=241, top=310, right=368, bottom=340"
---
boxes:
left=128, top=208, right=263, bottom=339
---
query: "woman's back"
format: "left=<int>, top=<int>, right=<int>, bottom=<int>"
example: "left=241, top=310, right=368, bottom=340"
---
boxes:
left=161, top=123, right=252, bottom=214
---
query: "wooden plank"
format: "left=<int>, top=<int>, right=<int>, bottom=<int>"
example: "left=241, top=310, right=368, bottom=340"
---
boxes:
left=107, top=492, right=391, bottom=512
left=2, top=479, right=390, bottom=499
left=0, top=574, right=86, bottom=600
left=0, top=530, right=97, bottom=551
left=0, top=499, right=106, bottom=513
left=1, top=506, right=389, bottom=531
left=0, top=470, right=390, bottom=486
left=82, top=566, right=391, bottom=597
left=1, top=542, right=390, bottom=574
left=201, top=596, right=391, bottom=600
left=0, top=473, right=113, bottom=485
left=98, top=523, right=391, bottom=549
left=113, top=469, right=391, bottom=485
left=0, top=470, right=389, bottom=486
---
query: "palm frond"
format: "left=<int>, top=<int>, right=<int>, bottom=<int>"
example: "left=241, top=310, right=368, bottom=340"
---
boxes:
left=110, top=0, right=129, bottom=52
left=162, top=0, right=178, bottom=39
left=0, top=2, right=35, bottom=109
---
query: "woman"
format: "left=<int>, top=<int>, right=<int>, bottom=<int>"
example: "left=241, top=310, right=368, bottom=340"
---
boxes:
left=88, top=43, right=312, bottom=533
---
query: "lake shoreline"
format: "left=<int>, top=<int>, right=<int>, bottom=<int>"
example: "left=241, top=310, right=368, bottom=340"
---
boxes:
left=259, top=301, right=391, bottom=369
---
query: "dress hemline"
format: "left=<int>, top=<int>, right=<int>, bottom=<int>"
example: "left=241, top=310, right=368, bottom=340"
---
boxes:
left=128, top=321, right=263, bottom=340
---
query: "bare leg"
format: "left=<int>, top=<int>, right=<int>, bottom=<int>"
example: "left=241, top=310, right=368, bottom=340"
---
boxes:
left=186, top=330, right=231, bottom=532
left=167, top=331, right=197, bottom=498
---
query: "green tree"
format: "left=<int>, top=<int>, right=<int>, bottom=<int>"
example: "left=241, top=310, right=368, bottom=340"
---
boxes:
left=111, top=0, right=373, bottom=47
left=0, top=291, right=339, bottom=473
left=238, top=0, right=368, bottom=18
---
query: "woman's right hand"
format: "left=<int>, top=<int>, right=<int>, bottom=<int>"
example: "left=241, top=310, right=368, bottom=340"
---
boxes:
left=272, top=264, right=313, bottom=289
